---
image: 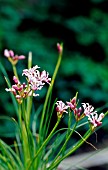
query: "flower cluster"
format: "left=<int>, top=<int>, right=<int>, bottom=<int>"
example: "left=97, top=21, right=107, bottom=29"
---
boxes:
left=4, top=49, right=25, bottom=65
left=6, top=76, right=35, bottom=104
left=56, top=97, right=104, bottom=129
left=22, top=65, right=51, bottom=90
left=6, top=66, right=51, bottom=104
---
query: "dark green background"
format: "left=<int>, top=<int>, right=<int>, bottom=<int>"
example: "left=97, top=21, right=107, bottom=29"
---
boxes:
left=0, top=0, right=108, bottom=154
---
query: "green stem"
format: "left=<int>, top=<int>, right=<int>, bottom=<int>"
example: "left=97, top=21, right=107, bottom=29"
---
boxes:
left=27, top=96, right=33, bottom=127
left=12, top=65, right=19, bottom=79
left=39, top=43, right=63, bottom=142
left=27, top=119, right=61, bottom=170
left=104, top=110, right=108, bottom=117
left=50, top=121, right=77, bottom=168
left=48, top=130, right=92, bottom=170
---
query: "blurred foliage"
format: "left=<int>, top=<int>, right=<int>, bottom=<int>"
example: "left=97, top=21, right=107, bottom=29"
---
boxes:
left=0, top=0, right=108, bottom=144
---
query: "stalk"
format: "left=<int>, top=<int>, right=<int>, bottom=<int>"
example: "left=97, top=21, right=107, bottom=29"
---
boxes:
left=39, top=43, right=63, bottom=143
left=27, top=118, right=61, bottom=170
left=48, top=130, right=92, bottom=170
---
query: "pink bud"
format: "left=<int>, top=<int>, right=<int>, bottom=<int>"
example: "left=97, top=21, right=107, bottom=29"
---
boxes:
left=57, top=43, right=63, bottom=54
left=9, top=50, right=14, bottom=57
left=78, top=107, right=82, bottom=113
left=13, top=76, right=19, bottom=84
left=71, top=97, right=76, bottom=104
left=77, top=113, right=80, bottom=117
left=4, top=49, right=10, bottom=57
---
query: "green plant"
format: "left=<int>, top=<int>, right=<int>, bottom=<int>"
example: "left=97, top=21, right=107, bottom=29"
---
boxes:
left=0, top=43, right=107, bottom=170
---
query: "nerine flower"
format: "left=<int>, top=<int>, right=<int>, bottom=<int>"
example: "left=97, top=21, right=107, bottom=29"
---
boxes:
left=22, top=66, right=51, bottom=90
left=66, top=96, right=82, bottom=121
left=6, top=66, right=51, bottom=104
left=82, top=103, right=95, bottom=116
left=4, top=49, right=25, bottom=65
left=82, top=103, right=104, bottom=128
left=22, top=65, right=40, bottom=77
left=87, top=112, right=104, bottom=128
left=66, top=97, right=76, bottom=110
left=56, top=101, right=69, bottom=118
left=74, top=107, right=82, bottom=120
left=5, top=76, right=37, bottom=104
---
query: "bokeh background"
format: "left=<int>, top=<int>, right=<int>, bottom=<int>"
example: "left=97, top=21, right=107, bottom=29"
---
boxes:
left=0, top=0, right=108, bottom=169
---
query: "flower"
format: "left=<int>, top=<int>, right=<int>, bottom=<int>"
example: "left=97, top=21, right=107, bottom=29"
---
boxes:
left=4, top=49, right=25, bottom=65
left=87, top=112, right=104, bottom=128
left=22, top=66, right=51, bottom=90
left=39, top=70, right=51, bottom=85
left=22, top=65, right=40, bottom=77
left=82, top=103, right=96, bottom=116
left=5, top=76, right=35, bottom=104
left=6, top=65, right=51, bottom=104
left=82, top=103, right=104, bottom=128
left=66, top=97, right=76, bottom=110
left=56, top=101, right=69, bottom=118
left=74, top=107, right=82, bottom=120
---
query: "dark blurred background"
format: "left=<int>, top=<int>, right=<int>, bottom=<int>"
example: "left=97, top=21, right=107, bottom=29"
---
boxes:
left=0, top=0, right=108, bottom=167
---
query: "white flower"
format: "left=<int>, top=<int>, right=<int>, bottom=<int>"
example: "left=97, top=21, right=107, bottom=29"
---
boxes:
left=82, top=103, right=95, bottom=116
left=56, top=101, right=69, bottom=115
left=87, top=112, right=104, bottom=127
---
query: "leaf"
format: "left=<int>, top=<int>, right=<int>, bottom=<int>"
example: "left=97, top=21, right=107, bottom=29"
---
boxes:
left=0, top=116, right=18, bottom=137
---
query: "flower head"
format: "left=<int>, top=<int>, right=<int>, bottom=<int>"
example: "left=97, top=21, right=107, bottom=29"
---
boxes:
left=66, top=97, right=76, bottom=110
left=74, top=107, right=82, bottom=121
left=4, top=49, right=25, bottom=65
left=5, top=76, right=36, bottom=104
left=87, top=112, right=104, bottom=128
left=22, top=66, right=51, bottom=90
left=82, top=103, right=96, bottom=116
left=82, top=103, right=104, bottom=129
left=6, top=65, right=51, bottom=104
left=56, top=101, right=69, bottom=118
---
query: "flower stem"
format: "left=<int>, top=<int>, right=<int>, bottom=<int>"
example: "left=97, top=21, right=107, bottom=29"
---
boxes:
left=39, top=43, right=63, bottom=143
left=12, top=65, right=19, bottom=79
left=27, top=119, right=61, bottom=170
left=49, top=121, right=78, bottom=168
left=48, top=129, right=92, bottom=170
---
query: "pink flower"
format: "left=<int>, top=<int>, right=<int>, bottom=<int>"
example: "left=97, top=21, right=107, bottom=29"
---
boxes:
left=13, top=76, right=20, bottom=84
left=6, top=65, right=51, bottom=104
left=40, top=70, right=51, bottom=85
left=4, top=49, right=25, bottom=65
left=22, top=65, right=40, bottom=77
left=22, top=66, right=51, bottom=90
left=4, top=49, right=14, bottom=57
left=82, top=103, right=95, bottom=116
left=74, top=107, right=82, bottom=118
left=56, top=101, right=69, bottom=118
left=82, top=103, right=104, bottom=128
left=5, top=76, right=33, bottom=104
left=66, top=97, right=76, bottom=110
left=87, top=112, right=104, bottom=128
